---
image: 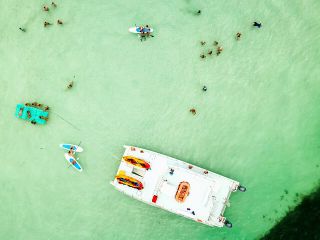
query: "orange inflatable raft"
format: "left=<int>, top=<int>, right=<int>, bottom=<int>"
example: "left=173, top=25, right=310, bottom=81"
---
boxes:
left=175, top=181, right=190, bottom=203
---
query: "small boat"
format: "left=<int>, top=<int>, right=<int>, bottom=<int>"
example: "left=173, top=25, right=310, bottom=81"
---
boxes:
left=64, top=153, right=82, bottom=172
left=15, top=104, right=48, bottom=124
left=175, top=181, right=190, bottom=203
left=60, top=144, right=83, bottom=153
left=129, top=26, right=154, bottom=34
left=111, top=146, right=246, bottom=228
left=116, top=170, right=143, bottom=190
left=122, top=156, right=150, bottom=170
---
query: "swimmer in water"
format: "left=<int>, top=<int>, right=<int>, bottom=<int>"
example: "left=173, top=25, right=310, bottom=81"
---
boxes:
left=31, top=120, right=37, bottom=125
left=19, top=27, right=26, bottom=32
left=200, top=41, right=206, bottom=46
left=236, top=32, right=242, bottom=40
left=67, top=81, right=73, bottom=89
left=216, top=46, right=223, bottom=55
left=145, top=25, right=154, bottom=37
left=202, top=86, right=207, bottom=91
left=44, top=21, right=52, bottom=27
left=196, top=10, right=201, bottom=15
left=57, top=19, right=63, bottom=25
left=208, top=50, right=213, bottom=55
left=51, top=2, right=57, bottom=7
left=253, top=21, right=262, bottom=28
left=200, top=54, right=206, bottom=59
left=44, top=106, right=50, bottom=111
left=190, top=108, right=196, bottom=115
left=213, top=41, right=218, bottom=46
left=43, top=6, right=49, bottom=11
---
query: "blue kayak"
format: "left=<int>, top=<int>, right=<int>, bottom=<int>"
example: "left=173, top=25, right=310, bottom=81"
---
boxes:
left=15, top=104, right=48, bottom=124
left=65, top=153, right=82, bottom=172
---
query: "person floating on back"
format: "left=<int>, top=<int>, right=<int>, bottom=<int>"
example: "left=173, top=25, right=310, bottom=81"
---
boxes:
left=253, top=21, right=262, bottom=28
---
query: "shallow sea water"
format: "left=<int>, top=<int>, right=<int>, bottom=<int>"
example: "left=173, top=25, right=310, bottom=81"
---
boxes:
left=1, top=0, right=320, bottom=239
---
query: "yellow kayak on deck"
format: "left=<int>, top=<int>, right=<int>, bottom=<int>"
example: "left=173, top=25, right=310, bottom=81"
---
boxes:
left=122, top=156, right=151, bottom=170
left=115, top=170, right=144, bottom=190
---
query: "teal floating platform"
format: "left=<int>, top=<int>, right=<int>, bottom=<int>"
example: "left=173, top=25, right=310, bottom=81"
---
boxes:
left=15, top=104, right=49, bottom=125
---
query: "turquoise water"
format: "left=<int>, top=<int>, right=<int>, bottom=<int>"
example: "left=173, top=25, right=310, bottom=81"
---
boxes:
left=1, top=0, right=320, bottom=239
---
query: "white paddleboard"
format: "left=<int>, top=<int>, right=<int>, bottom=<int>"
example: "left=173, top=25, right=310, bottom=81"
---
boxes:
left=60, top=143, right=83, bottom=153
left=129, top=26, right=154, bottom=34
left=64, top=153, right=82, bottom=172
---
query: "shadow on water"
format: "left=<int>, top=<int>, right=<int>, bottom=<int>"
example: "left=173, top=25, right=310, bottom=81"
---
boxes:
left=261, top=183, right=320, bottom=240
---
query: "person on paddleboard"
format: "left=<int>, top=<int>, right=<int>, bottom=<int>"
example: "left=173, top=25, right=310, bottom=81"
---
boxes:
left=68, top=147, right=77, bottom=165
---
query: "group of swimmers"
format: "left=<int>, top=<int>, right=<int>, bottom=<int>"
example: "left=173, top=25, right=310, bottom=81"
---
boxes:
left=19, top=2, right=62, bottom=31
left=138, top=25, right=154, bottom=41
left=200, top=40, right=224, bottom=59
left=43, top=2, right=63, bottom=27
left=199, top=21, right=262, bottom=59
left=190, top=21, right=262, bottom=115
left=25, top=102, right=50, bottom=111
left=21, top=102, right=50, bottom=125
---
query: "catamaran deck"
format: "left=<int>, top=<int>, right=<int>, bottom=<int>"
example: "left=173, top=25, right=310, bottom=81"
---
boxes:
left=111, top=146, right=243, bottom=227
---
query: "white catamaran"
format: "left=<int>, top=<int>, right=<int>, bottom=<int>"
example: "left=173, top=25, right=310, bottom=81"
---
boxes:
left=111, top=146, right=246, bottom=228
